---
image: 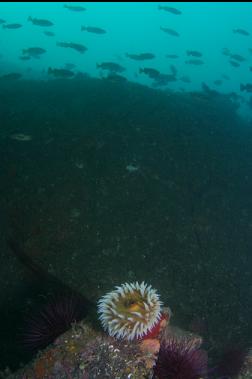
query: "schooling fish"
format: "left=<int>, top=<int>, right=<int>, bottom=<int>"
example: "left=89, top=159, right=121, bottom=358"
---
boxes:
left=0, top=72, right=22, bottom=80
left=230, top=53, right=246, bottom=62
left=152, top=73, right=177, bottom=87
left=160, top=26, right=180, bottom=37
left=158, top=5, right=182, bottom=15
left=240, top=83, right=252, bottom=92
left=233, top=28, right=250, bottom=36
left=48, top=67, right=75, bottom=78
left=222, top=74, right=230, bottom=80
left=186, top=50, right=202, bottom=57
left=57, top=42, right=87, bottom=53
left=28, top=16, right=54, bottom=27
left=222, top=47, right=231, bottom=56
left=125, top=53, right=155, bottom=61
left=166, top=54, right=179, bottom=59
left=2, top=23, right=22, bottom=29
left=139, top=67, right=160, bottom=79
left=44, top=30, right=55, bottom=37
left=97, top=62, right=125, bottom=73
left=64, top=4, right=86, bottom=11
left=81, top=26, right=106, bottom=34
left=105, top=74, right=128, bottom=83
left=229, top=60, right=240, bottom=67
left=22, top=47, right=47, bottom=57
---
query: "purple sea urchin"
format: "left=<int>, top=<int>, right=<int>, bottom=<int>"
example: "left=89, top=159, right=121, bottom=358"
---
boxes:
left=153, top=337, right=208, bottom=379
left=23, top=292, right=87, bottom=352
left=97, top=281, right=162, bottom=340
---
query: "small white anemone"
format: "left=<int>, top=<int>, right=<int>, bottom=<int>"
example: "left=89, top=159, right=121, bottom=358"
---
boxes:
left=97, top=281, right=162, bottom=340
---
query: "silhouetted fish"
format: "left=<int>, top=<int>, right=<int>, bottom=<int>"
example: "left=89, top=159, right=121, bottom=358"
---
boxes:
left=229, top=60, right=240, bottom=67
left=222, top=74, right=230, bottom=80
left=213, top=79, right=222, bottom=86
left=240, top=83, right=252, bottom=92
left=152, top=73, right=177, bottom=87
left=0, top=73, right=22, bottom=80
left=222, top=49, right=245, bottom=62
left=81, top=26, right=106, bottom=34
left=222, top=47, right=231, bottom=56
left=186, top=50, right=202, bottom=57
left=97, top=62, right=125, bottom=73
left=3, top=23, right=22, bottom=29
left=126, top=52, right=155, bottom=61
left=0, top=18, right=6, bottom=24
left=105, top=74, right=128, bottom=83
left=48, top=67, right=75, bottom=78
left=139, top=67, right=160, bottom=78
left=22, top=47, right=47, bottom=58
left=233, top=28, right=250, bottom=36
left=230, top=53, right=246, bottom=62
left=166, top=54, right=179, bottom=59
left=57, top=42, right=87, bottom=53
left=201, top=82, right=218, bottom=95
left=64, top=4, right=86, bottom=11
left=158, top=5, right=182, bottom=15
left=28, top=16, right=53, bottom=27
left=44, top=31, right=55, bottom=37
left=160, top=26, right=180, bottom=36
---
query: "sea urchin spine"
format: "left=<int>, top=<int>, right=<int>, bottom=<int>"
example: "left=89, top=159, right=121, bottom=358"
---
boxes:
left=153, top=337, right=208, bottom=379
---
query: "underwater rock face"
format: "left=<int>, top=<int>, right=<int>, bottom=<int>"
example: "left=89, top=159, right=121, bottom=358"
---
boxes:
left=3, top=314, right=252, bottom=379
left=2, top=322, right=155, bottom=378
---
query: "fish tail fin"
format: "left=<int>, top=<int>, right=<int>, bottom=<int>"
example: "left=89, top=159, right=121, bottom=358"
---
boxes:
left=22, top=49, right=27, bottom=55
left=139, top=68, right=143, bottom=74
left=125, top=53, right=129, bottom=57
left=158, top=5, right=162, bottom=10
left=96, top=63, right=100, bottom=69
left=28, top=16, right=32, bottom=22
left=81, top=26, right=86, bottom=31
left=48, top=67, right=53, bottom=74
left=240, top=84, right=245, bottom=91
